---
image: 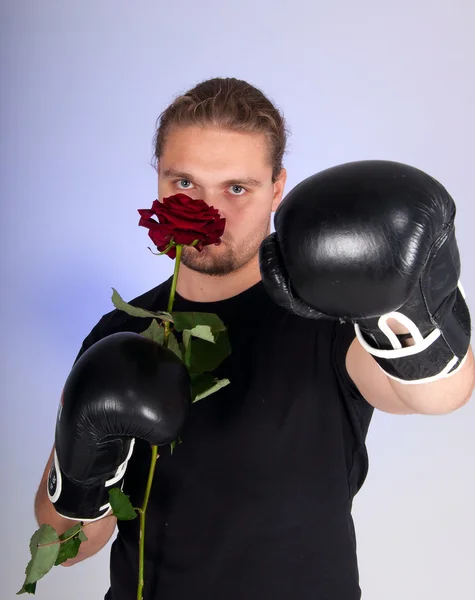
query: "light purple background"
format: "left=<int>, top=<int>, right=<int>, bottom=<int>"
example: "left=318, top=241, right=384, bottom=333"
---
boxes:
left=2, top=1, right=474, bottom=598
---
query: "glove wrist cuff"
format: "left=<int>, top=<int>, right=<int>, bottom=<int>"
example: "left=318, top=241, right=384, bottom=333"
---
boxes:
left=355, top=321, right=468, bottom=384
left=355, top=285, right=471, bottom=384
left=47, top=445, right=133, bottom=521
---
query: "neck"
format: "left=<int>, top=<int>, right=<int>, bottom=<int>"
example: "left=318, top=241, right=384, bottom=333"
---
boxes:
left=175, top=253, right=262, bottom=302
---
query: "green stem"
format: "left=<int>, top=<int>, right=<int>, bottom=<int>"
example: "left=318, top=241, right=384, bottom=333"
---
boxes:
left=137, top=445, right=159, bottom=600
left=164, top=244, right=183, bottom=345
left=138, top=244, right=183, bottom=600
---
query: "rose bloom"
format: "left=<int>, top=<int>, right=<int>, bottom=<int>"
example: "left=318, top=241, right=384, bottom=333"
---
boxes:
left=138, top=194, right=226, bottom=259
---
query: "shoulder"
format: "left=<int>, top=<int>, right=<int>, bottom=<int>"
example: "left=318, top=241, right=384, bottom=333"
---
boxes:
left=101, top=278, right=171, bottom=330
left=73, top=278, right=172, bottom=364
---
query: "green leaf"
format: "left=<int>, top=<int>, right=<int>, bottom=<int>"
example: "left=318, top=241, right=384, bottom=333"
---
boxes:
left=178, top=341, right=188, bottom=367
left=189, top=331, right=231, bottom=374
left=188, top=324, right=215, bottom=343
left=183, top=329, right=192, bottom=348
left=170, top=436, right=183, bottom=455
left=20, top=524, right=60, bottom=589
left=59, top=523, right=83, bottom=540
left=17, top=582, right=36, bottom=595
left=140, top=319, right=164, bottom=345
left=171, top=312, right=226, bottom=334
left=54, top=537, right=81, bottom=566
left=53, top=523, right=85, bottom=566
left=111, top=288, right=173, bottom=322
left=191, top=373, right=231, bottom=403
left=183, top=331, right=192, bottom=368
left=167, top=331, right=182, bottom=360
left=78, top=529, right=88, bottom=542
left=108, top=488, right=138, bottom=521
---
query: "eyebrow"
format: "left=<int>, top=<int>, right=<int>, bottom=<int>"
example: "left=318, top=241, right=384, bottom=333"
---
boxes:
left=162, top=168, right=263, bottom=188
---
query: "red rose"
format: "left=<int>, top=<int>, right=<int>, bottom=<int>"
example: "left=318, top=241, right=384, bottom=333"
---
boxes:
left=138, top=194, right=226, bottom=259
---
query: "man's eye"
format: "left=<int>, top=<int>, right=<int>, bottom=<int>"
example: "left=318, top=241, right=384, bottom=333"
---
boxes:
left=230, top=185, right=246, bottom=195
left=176, top=179, right=192, bottom=189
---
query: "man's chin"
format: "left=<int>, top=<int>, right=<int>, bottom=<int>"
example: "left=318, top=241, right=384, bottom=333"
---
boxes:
left=180, top=245, right=236, bottom=276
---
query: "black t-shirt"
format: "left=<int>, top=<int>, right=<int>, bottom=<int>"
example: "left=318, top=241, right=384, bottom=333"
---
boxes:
left=73, top=277, right=374, bottom=600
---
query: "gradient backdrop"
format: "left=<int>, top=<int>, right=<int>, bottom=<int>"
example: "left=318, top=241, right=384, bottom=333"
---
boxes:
left=1, top=1, right=474, bottom=598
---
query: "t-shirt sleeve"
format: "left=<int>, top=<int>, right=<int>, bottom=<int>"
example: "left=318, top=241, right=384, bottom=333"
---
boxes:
left=71, top=302, right=158, bottom=367
left=70, top=281, right=167, bottom=367
left=331, top=321, right=374, bottom=440
left=331, top=321, right=374, bottom=497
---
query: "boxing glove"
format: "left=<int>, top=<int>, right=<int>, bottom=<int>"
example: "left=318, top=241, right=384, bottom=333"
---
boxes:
left=47, top=331, right=191, bottom=521
left=259, top=160, right=471, bottom=384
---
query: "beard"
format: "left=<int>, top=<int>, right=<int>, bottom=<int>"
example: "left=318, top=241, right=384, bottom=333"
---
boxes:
left=180, top=220, right=271, bottom=277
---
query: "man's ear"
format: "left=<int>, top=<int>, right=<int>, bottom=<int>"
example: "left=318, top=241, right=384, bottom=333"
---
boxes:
left=272, top=168, right=287, bottom=212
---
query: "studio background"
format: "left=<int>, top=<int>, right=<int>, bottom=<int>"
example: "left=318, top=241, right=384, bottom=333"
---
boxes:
left=1, top=1, right=474, bottom=598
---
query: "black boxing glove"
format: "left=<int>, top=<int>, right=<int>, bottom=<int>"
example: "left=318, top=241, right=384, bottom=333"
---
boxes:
left=260, top=160, right=471, bottom=384
left=47, top=331, right=191, bottom=521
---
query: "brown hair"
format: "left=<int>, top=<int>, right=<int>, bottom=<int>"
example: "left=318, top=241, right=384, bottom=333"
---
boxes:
left=153, top=77, right=289, bottom=182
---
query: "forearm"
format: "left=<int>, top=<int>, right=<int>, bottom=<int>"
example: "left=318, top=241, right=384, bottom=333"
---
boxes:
left=387, top=346, right=475, bottom=415
left=35, top=448, right=117, bottom=566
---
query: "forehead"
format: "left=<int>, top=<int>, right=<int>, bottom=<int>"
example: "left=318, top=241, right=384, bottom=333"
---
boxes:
left=160, top=125, right=272, bottom=178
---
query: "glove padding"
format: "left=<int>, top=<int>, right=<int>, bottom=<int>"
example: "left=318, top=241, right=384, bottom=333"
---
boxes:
left=47, top=331, right=191, bottom=521
left=259, top=160, right=471, bottom=384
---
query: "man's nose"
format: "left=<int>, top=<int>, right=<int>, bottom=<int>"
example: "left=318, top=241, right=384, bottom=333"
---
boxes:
left=200, top=190, right=227, bottom=218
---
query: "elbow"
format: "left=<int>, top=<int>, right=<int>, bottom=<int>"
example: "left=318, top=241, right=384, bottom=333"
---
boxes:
left=430, top=386, right=474, bottom=416
left=60, top=550, right=88, bottom=567
left=451, top=388, right=474, bottom=412
left=404, top=386, right=474, bottom=416
left=421, top=356, right=475, bottom=415
left=451, top=363, right=475, bottom=412
left=60, top=560, right=76, bottom=568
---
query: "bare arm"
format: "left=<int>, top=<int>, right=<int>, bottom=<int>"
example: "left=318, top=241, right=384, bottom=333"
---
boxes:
left=35, top=447, right=117, bottom=566
left=346, top=338, right=475, bottom=415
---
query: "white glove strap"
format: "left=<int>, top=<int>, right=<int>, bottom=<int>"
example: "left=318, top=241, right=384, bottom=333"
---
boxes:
left=354, top=312, right=462, bottom=385
left=47, top=438, right=136, bottom=522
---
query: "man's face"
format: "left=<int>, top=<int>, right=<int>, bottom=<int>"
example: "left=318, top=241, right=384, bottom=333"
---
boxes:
left=157, top=125, right=286, bottom=276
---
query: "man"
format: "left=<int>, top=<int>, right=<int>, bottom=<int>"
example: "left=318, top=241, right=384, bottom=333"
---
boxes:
left=35, top=77, right=475, bottom=599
